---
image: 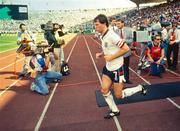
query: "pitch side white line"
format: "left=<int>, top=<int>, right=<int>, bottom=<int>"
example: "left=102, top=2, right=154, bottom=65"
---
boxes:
left=34, top=36, right=79, bottom=131
left=0, top=53, right=17, bottom=61
left=84, top=36, right=122, bottom=131
left=89, top=36, right=180, bottom=110
left=0, top=36, right=77, bottom=99
left=0, top=48, right=16, bottom=53
left=0, top=43, right=16, bottom=46
left=0, top=35, right=76, bottom=96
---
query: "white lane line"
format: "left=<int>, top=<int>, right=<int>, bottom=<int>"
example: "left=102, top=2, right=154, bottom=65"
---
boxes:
left=130, top=65, right=180, bottom=110
left=135, top=54, right=180, bottom=76
left=0, top=70, right=32, bottom=97
left=0, top=77, right=22, bottom=97
left=129, top=67, right=151, bottom=85
left=129, top=68, right=151, bottom=84
left=0, top=53, right=16, bottom=61
left=34, top=35, right=79, bottom=131
left=84, top=38, right=101, bottom=82
left=34, top=83, right=58, bottom=131
left=166, top=98, right=180, bottom=109
left=90, top=36, right=180, bottom=111
left=84, top=36, right=122, bottom=131
left=165, top=69, right=180, bottom=77
left=0, top=58, right=24, bottom=71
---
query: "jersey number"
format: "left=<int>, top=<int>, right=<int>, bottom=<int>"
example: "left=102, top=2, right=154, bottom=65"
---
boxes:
left=113, top=71, right=118, bottom=81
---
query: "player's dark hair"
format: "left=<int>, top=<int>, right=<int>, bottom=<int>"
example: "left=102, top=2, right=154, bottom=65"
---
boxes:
left=94, top=14, right=109, bottom=27
left=19, top=23, right=25, bottom=29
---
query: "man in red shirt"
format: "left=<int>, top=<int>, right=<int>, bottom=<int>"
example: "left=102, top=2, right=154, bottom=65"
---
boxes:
left=147, top=34, right=165, bottom=77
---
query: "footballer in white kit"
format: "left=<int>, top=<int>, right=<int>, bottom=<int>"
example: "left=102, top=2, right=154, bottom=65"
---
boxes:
left=94, top=14, right=147, bottom=119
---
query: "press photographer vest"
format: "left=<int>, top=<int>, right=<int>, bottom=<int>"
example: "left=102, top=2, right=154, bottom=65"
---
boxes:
left=30, top=54, right=48, bottom=72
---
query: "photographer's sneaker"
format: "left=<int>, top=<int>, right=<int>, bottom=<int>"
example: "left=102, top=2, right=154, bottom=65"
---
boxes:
left=138, top=62, right=142, bottom=67
left=25, top=72, right=31, bottom=77
left=104, top=110, right=120, bottom=119
left=18, top=73, right=25, bottom=78
left=52, top=79, right=61, bottom=83
left=142, top=63, right=150, bottom=69
left=140, top=84, right=147, bottom=96
left=30, top=82, right=36, bottom=92
left=19, top=69, right=28, bottom=77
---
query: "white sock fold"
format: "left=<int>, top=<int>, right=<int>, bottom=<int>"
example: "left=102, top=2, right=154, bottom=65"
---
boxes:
left=103, top=91, right=119, bottom=112
left=122, top=85, right=142, bottom=98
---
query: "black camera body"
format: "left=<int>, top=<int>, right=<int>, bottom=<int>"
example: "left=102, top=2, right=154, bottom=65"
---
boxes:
left=41, top=24, right=53, bottom=31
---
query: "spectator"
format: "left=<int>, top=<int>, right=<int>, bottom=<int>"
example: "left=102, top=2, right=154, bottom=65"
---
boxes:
left=167, top=22, right=180, bottom=70
left=116, top=18, right=133, bottom=84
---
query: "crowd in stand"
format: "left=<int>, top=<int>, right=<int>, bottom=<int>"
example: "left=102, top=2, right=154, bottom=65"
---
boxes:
left=124, top=1, right=179, bottom=29
left=0, top=1, right=179, bottom=74
left=107, top=0, right=179, bottom=78
left=0, top=8, right=130, bottom=34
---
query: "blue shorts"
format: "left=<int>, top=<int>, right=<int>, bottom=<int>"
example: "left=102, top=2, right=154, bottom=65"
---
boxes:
left=150, top=59, right=165, bottom=75
left=103, top=66, right=124, bottom=83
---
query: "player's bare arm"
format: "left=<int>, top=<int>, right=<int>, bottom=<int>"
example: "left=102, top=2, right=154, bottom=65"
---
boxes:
left=104, top=42, right=130, bottom=62
left=96, top=52, right=104, bottom=59
left=147, top=47, right=154, bottom=63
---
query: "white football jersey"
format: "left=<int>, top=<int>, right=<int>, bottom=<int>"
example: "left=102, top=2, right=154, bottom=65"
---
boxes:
left=100, top=29, right=124, bottom=71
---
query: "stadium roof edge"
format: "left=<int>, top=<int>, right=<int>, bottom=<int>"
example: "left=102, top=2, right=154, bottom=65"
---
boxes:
left=130, top=0, right=168, bottom=6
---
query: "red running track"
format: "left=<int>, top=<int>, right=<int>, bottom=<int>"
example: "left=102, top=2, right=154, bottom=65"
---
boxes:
left=0, top=34, right=179, bottom=131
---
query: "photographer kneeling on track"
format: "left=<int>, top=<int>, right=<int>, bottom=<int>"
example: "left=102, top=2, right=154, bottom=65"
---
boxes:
left=30, top=41, right=62, bottom=95
left=147, top=34, right=165, bottom=78
left=43, top=22, right=67, bottom=73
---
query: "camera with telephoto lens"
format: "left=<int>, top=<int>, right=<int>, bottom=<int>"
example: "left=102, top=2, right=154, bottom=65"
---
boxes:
left=41, top=21, right=53, bottom=31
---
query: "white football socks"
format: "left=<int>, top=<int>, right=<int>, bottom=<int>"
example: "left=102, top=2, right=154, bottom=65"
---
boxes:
left=122, top=84, right=142, bottom=98
left=103, top=91, right=119, bottom=112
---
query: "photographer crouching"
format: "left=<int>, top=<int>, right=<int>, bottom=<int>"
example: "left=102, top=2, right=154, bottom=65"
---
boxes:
left=30, top=41, right=62, bottom=95
left=42, top=22, right=65, bottom=72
